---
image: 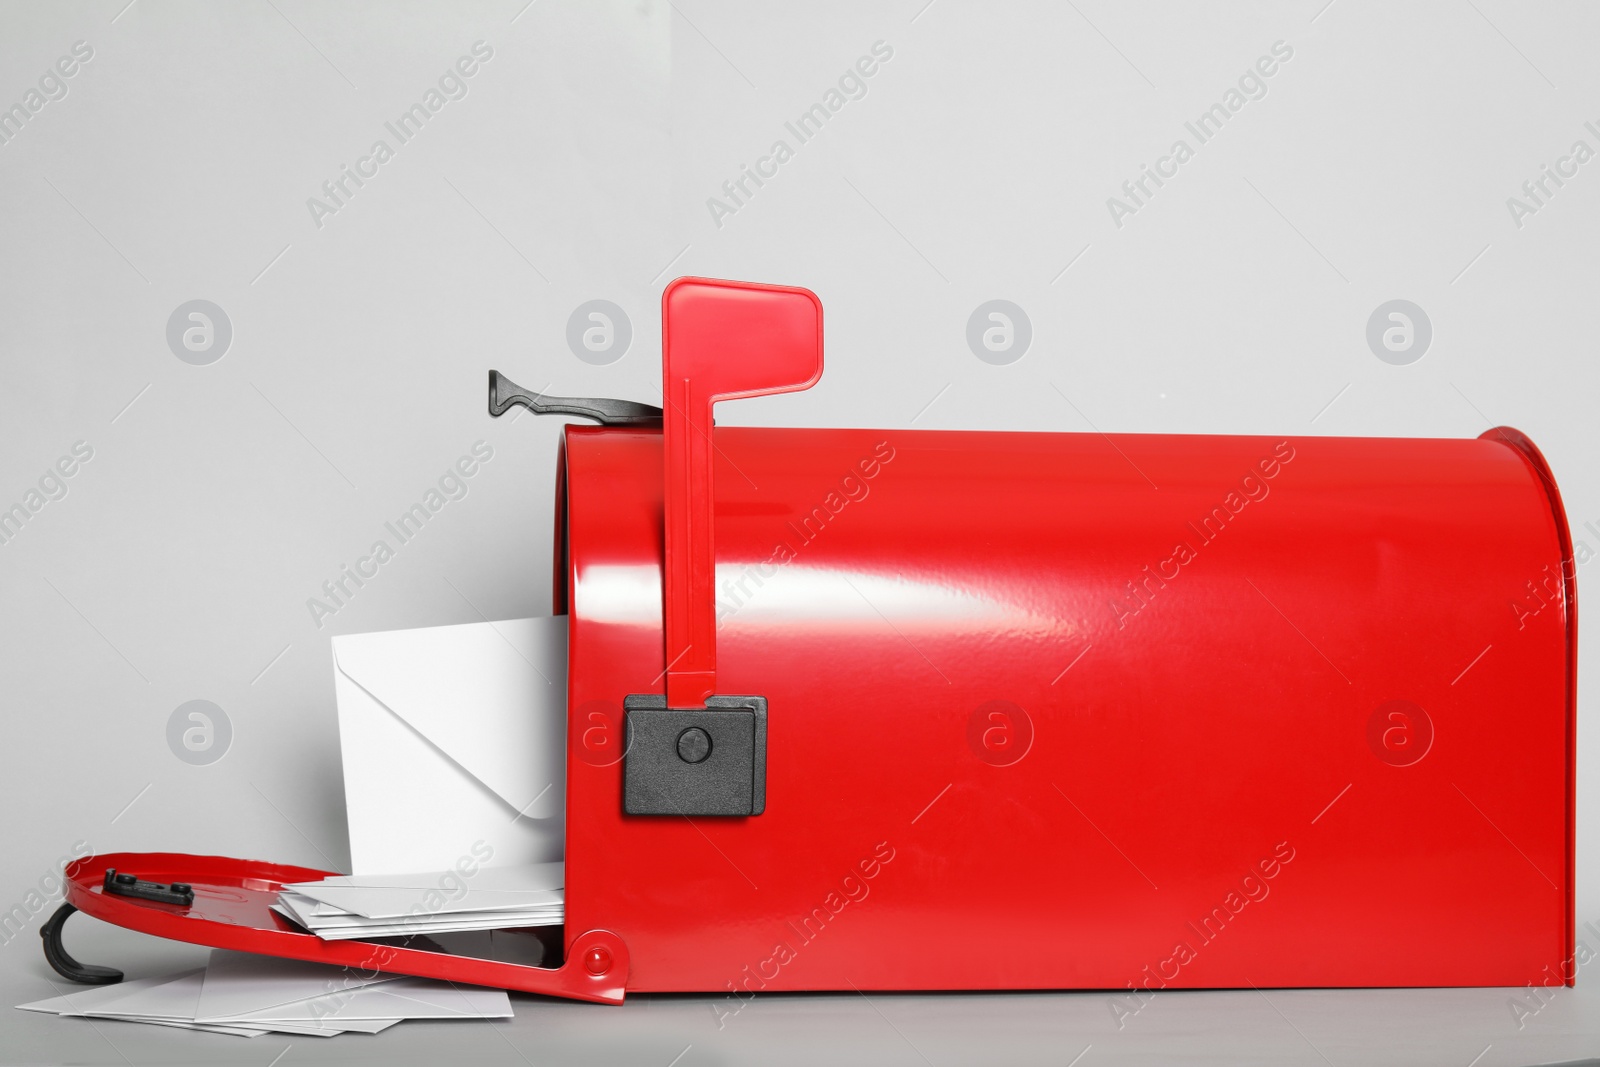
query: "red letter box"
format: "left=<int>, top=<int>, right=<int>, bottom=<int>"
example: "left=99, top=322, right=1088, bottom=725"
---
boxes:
left=52, top=278, right=1574, bottom=1004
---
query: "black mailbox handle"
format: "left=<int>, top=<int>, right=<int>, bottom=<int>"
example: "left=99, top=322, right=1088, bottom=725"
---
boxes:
left=487, top=369, right=662, bottom=427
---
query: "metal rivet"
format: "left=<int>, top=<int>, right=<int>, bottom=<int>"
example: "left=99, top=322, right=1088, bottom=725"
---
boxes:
left=584, top=946, right=612, bottom=976
left=676, top=727, right=712, bottom=764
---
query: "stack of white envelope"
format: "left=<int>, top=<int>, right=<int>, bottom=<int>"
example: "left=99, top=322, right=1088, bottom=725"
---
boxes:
left=273, top=862, right=564, bottom=940
left=17, top=950, right=511, bottom=1038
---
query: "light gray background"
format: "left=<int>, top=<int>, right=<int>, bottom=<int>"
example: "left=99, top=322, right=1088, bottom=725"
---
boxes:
left=1, top=1, right=1597, bottom=1063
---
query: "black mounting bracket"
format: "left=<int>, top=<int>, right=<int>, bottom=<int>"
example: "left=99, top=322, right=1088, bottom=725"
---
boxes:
left=102, top=869, right=194, bottom=907
left=623, top=695, right=766, bottom=816
left=40, top=904, right=123, bottom=985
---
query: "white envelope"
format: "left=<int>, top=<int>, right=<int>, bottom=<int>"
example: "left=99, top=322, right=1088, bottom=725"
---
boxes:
left=92, top=972, right=382, bottom=1036
left=17, top=970, right=203, bottom=1017
left=300, top=862, right=564, bottom=892
left=284, top=860, right=564, bottom=917
left=21, top=966, right=391, bottom=1036
left=194, top=951, right=401, bottom=1022
left=284, top=887, right=563, bottom=918
left=332, top=617, right=567, bottom=875
left=232, top=977, right=511, bottom=1022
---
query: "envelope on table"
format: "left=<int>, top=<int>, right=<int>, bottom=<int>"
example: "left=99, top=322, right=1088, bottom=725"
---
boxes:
left=97, top=971, right=391, bottom=1035
left=19, top=966, right=392, bottom=1036
left=332, top=616, right=567, bottom=875
left=230, top=978, right=511, bottom=1023
left=194, top=951, right=402, bottom=1023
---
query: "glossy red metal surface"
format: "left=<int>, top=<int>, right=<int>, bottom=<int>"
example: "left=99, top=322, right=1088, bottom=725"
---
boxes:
left=64, top=853, right=629, bottom=1003
left=562, top=421, right=1574, bottom=995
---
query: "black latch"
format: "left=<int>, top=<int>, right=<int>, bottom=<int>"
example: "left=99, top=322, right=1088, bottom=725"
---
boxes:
left=102, top=869, right=194, bottom=907
left=623, top=695, right=766, bottom=816
left=487, top=370, right=663, bottom=427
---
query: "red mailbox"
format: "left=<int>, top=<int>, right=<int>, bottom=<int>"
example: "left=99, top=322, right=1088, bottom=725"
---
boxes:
left=51, top=278, right=1575, bottom=1004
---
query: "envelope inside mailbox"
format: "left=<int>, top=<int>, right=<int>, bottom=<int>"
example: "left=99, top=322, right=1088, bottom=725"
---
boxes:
left=331, top=616, right=567, bottom=875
